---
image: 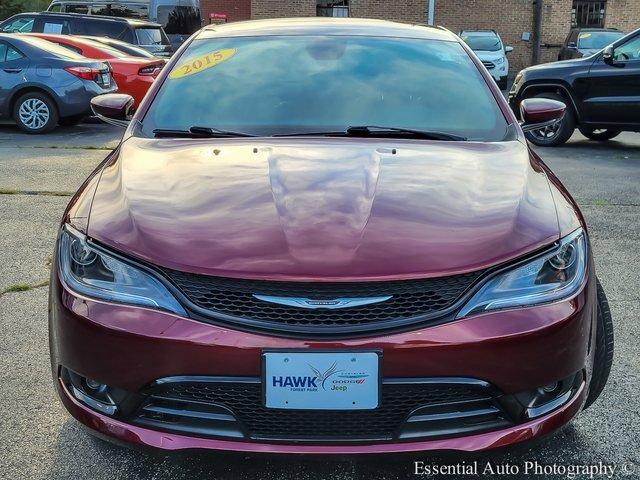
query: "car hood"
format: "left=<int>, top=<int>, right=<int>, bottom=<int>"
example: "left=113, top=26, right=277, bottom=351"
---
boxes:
left=523, top=57, right=589, bottom=73
left=88, top=137, right=560, bottom=281
left=473, top=50, right=505, bottom=61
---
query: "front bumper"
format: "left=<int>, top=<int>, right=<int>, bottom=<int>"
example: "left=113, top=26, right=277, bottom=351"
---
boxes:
left=49, top=266, right=596, bottom=453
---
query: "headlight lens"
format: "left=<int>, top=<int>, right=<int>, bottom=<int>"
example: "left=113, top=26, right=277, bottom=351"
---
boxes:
left=494, top=57, right=505, bottom=64
left=59, top=225, right=186, bottom=315
left=457, top=229, right=587, bottom=318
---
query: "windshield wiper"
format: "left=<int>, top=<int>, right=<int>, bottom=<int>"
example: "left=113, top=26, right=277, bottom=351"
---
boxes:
left=345, top=125, right=467, bottom=141
left=153, top=126, right=256, bottom=138
left=272, top=126, right=466, bottom=141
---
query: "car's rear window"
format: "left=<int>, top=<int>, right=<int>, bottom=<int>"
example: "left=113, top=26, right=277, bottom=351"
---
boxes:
left=142, top=35, right=508, bottom=141
left=135, top=27, right=164, bottom=45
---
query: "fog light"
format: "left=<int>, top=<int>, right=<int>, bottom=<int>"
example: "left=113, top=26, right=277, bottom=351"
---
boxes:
left=513, top=371, right=583, bottom=419
left=61, top=367, right=118, bottom=416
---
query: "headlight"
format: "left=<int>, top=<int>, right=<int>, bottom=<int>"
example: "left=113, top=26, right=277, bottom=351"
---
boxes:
left=513, top=72, right=523, bottom=85
left=494, top=57, right=505, bottom=65
left=58, top=225, right=186, bottom=315
left=457, top=229, right=587, bottom=318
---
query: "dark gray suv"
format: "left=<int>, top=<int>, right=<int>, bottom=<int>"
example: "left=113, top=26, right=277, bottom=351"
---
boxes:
left=0, top=34, right=116, bottom=133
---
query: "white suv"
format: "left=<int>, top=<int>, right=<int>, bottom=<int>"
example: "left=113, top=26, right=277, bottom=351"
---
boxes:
left=459, top=30, right=513, bottom=90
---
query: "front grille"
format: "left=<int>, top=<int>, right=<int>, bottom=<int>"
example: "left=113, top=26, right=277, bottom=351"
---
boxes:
left=135, top=378, right=511, bottom=442
left=161, top=269, right=483, bottom=334
left=482, top=60, right=496, bottom=69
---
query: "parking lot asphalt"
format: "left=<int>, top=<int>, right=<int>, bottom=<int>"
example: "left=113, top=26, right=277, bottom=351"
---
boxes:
left=0, top=124, right=638, bottom=479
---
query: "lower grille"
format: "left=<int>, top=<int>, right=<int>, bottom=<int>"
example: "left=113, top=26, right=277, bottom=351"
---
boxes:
left=482, top=60, right=496, bottom=69
left=134, top=378, right=512, bottom=443
left=160, top=269, right=484, bottom=335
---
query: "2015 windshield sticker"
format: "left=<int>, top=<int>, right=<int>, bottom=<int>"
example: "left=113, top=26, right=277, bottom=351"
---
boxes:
left=169, top=48, right=236, bottom=79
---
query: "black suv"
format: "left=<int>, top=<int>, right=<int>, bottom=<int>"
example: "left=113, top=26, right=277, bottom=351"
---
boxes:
left=509, top=27, right=640, bottom=146
left=558, top=28, right=625, bottom=61
left=0, top=12, right=173, bottom=57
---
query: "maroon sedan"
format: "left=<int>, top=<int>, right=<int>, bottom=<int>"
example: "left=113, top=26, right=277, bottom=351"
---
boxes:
left=49, top=18, right=613, bottom=453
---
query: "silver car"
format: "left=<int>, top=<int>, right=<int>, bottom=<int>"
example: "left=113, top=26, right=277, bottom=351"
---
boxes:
left=0, top=33, right=116, bottom=133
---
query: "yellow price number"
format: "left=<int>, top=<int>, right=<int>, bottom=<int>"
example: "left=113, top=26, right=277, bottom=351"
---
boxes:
left=169, top=48, right=236, bottom=79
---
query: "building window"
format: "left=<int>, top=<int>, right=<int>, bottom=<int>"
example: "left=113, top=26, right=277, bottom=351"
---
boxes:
left=317, top=1, right=349, bottom=18
left=572, top=1, right=607, bottom=28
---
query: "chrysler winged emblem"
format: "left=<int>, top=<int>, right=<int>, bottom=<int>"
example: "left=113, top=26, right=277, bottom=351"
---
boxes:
left=252, top=295, right=392, bottom=309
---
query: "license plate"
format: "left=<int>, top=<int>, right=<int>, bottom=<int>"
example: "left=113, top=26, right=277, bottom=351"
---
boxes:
left=101, top=73, right=110, bottom=85
left=263, top=351, right=379, bottom=410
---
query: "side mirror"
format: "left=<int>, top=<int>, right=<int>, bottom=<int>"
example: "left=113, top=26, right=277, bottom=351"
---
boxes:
left=567, top=42, right=577, bottom=50
left=602, top=45, right=614, bottom=64
left=91, top=94, right=134, bottom=128
left=505, top=46, right=514, bottom=53
left=519, top=98, right=566, bottom=132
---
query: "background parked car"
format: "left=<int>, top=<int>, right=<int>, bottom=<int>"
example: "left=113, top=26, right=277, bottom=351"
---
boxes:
left=0, top=33, right=115, bottom=133
left=460, top=29, right=513, bottom=89
left=0, top=12, right=173, bottom=57
left=26, top=33, right=164, bottom=105
left=558, top=28, right=626, bottom=60
left=47, top=0, right=202, bottom=49
left=78, top=34, right=157, bottom=57
left=509, top=27, right=640, bottom=146
left=47, top=0, right=148, bottom=18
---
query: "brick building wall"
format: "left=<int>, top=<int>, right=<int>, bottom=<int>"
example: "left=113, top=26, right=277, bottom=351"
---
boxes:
left=538, top=0, right=572, bottom=63
left=201, top=0, right=251, bottom=23
left=251, top=0, right=315, bottom=18
left=349, top=0, right=426, bottom=23
left=605, top=0, right=640, bottom=32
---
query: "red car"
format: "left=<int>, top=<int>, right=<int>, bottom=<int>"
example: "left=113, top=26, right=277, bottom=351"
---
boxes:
left=49, top=19, right=613, bottom=454
left=26, top=33, right=164, bottom=106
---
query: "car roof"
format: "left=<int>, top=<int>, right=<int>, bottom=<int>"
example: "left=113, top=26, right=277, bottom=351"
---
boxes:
left=459, top=30, right=499, bottom=36
left=199, top=18, right=458, bottom=41
left=8, top=11, right=161, bottom=27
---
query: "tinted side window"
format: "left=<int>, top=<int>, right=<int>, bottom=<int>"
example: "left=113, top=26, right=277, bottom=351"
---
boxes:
left=6, top=46, right=24, bottom=61
left=66, top=5, right=89, bottom=14
left=38, top=19, right=71, bottom=34
left=1, top=16, right=35, bottom=33
left=91, top=3, right=148, bottom=19
left=0, top=44, right=24, bottom=62
left=614, top=35, right=640, bottom=62
left=75, top=19, right=128, bottom=39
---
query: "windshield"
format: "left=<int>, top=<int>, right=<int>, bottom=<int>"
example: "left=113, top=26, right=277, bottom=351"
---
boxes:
left=462, top=34, right=502, bottom=52
left=141, top=36, right=508, bottom=141
left=157, top=5, right=200, bottom=35
left=135, top=27, right=165, bottom=45
left=577, top=31, right=624, bottom=50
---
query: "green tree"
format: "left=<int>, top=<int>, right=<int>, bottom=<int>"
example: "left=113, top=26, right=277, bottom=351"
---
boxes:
left=1, top=0, right=51, bottom=21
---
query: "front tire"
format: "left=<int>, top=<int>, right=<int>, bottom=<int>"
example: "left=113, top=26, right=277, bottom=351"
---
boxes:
left=13, top=92, right=58, bottom=134
left=584, top=279, right=614, bottom=409
left=524, top=92, right=575, bottom=147
left=578, top=127, right=622, bottom=142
